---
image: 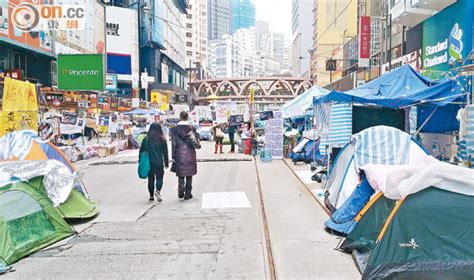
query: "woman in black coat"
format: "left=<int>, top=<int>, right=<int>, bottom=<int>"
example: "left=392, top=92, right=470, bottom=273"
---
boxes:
left=171, top=111, right=197, bottom=200
left=140, top=123, right=169, bottom=203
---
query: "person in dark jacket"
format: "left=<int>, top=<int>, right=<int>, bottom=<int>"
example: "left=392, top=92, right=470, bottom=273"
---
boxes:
left=140, top=123, right=169, bottom=203
left=227, top=123, right=236, bottom=153
left=171, top=111, right=197, bottom=200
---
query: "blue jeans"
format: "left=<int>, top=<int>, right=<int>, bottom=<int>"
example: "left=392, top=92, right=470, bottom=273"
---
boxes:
left=148, top=168, right=164, bottom=196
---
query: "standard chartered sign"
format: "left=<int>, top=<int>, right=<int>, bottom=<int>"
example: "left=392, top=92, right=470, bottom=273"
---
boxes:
left=423, top=23, right=464, bottom=69
left=58, top=54, right=105, bottom=90
left=424, top=39, right=448, bottom=68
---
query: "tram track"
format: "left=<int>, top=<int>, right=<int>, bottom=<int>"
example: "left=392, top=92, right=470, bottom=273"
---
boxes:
left=254, top=158, right=278, bottom=280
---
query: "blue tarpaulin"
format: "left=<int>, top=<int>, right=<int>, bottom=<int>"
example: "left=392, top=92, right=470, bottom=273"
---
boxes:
left=313, top=65, right=464, bottom=108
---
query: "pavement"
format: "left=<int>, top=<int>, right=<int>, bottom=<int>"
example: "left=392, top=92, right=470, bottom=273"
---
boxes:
left=6, top=142, right=359, bottom=279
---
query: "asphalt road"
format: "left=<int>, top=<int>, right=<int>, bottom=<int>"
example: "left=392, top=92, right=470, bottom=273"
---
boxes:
left=6, top=142, right=359, bottom=279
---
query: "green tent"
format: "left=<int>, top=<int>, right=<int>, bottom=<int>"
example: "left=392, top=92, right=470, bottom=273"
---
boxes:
left=0, top=178, right=75, bottom=270
left=58, top=188, right=99, bottom=220
left=342, top=187, right=474, bottom=279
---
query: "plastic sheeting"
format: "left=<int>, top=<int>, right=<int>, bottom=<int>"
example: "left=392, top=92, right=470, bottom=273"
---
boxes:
left=282, top=86, right=328, bottom=118
left=0, top=130, right=36, bottom=160
left=361, top=155, right=474, bottom=199
left=0, top=160, right=77, bottom=206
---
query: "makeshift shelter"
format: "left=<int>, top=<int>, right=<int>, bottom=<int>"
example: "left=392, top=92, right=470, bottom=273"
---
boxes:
left=340, top=187, right=474, bottom=279
left=282, top=86, right=328, bottom=118
left=0, top=131, right=98, bottom=219
left=0, top=177, right=75, bottom=272
left=324, top=126, right=427, bottom=212
left=313, top=65, right=466, bottom=155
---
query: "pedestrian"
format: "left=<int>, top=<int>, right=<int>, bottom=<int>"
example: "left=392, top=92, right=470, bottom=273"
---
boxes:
left=213, top=122, right=225, bottom=154
left=227, top=123, right=236, bottom=153
left=171, top=111, right=198, bottom=200
left=85, top=115, right=98, bottom=141
left=140, top=123, right=169, bottom=203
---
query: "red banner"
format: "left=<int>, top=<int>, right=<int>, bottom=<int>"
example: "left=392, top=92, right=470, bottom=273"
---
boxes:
left=359, top=16, right=371, bottom=67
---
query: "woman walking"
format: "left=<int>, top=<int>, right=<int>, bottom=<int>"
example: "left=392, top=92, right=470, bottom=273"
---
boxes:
left=140, top=123, right=169, bottom=202
left=171, top=112, right=198, bottom=200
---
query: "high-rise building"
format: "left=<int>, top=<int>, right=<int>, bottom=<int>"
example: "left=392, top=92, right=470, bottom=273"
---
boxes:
left=186, top=0, right=208, bottom=69
left=230, top=0, right=256, bottom=33
left=208, top=0, right=231, bottom=40
left=310, top=0, right=358, bottom=86
left=291, top=0, right=313, bottom=78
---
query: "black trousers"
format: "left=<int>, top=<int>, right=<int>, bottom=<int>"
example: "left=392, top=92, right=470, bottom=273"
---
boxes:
left=178, top=176, right=193, bottom=193
left=229, top=134, right=235, bottom=152
left=148, top=168, right=164, bottom=197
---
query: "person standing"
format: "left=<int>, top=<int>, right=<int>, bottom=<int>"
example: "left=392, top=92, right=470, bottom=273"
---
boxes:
left=213, top=122, right=225, bottom=154
left=228, top=123, right=236, bottom=153
left=171, top=112, right=198, bottom=200
left=140, top=123, right=169, bottom=203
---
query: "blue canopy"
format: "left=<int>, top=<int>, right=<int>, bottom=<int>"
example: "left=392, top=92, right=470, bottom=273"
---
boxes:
left=313, top=65, right=464, bottom=108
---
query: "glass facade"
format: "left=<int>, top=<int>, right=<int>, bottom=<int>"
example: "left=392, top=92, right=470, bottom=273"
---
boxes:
left=231, top=0, right=256, bottom=33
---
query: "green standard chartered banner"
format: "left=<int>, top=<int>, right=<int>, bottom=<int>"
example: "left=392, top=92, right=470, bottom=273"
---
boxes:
left=58, top=54, right=105, bottom=91
left=422, top=0, right=473, bottom=76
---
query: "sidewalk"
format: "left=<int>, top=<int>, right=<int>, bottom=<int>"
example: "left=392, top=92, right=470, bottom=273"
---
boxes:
left=257, top=158, right=359, bottom=279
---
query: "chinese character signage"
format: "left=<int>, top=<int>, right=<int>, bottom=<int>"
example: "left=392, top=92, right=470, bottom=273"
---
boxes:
left=358, top=16, right=371, bottom=68
left=0, top=77, right=38, bottom=136
left=57, top=54, right=105, bottom=91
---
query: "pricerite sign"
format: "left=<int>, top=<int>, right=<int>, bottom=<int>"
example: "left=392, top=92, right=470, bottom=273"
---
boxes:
left=58, top=54, right=105, bottom=90
left=422, top=0, right=473, bottom=72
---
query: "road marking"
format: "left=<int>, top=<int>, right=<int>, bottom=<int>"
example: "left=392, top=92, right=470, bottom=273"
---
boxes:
left=201, top=192, right=252, bottom=209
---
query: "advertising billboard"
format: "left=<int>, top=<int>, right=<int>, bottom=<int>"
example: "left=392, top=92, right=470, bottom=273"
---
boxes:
left=106, top=6, right=138, bottom=75
left=55, top=0, right=105, bottom=55
left=0, top=0, right=54, bottom=54
left=422, top=0, right=473, bottom=74
left=57, top=54, right=105, bottom=91
left=358, top=16, right=371, bottom=68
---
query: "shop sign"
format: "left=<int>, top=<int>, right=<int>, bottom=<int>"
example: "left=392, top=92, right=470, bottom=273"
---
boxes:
left=57, top=54, right=105, bottom=90
left=381, top=50, right=422, bottom=74
left=422, top=0, right=473, bottom=72
left=46, top=93, right=64, bottom=102
left=358, top=16, right=371, bottom=68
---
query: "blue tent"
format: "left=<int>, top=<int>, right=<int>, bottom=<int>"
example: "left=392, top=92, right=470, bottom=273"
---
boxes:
left=283, top=86, right=328, bottom=117
left=313, top=65, right=466, bottom=133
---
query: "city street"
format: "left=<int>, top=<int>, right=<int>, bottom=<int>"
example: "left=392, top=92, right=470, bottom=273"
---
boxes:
left=6, top=142, right=358, bottom=279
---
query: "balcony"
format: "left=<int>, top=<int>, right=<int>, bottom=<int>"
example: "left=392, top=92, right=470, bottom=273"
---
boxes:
left=390, top=0, right=457, bottom=27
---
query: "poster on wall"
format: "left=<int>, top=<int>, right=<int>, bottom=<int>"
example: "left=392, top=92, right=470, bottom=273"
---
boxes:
left=264, top=109, right=284, bottom=159
left=60, top=112, right=85, bottom=135
left=229, top=115, right=244, bottom=125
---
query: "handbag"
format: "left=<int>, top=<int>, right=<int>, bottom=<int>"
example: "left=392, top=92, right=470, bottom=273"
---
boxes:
left=137, top=137, right=150, bottom=179
left=170, top=162, right=177, bottom=173
left=215, top=127, right=225, bottom=138
left=188, top=130, right=202, bottom=149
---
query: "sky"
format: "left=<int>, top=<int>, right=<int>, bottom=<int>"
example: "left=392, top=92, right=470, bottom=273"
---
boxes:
left=255, top=0, right=292, bottom=39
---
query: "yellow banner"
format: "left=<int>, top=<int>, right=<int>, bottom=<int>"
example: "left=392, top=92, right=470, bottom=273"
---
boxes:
left=0, top=111, right=38, bottom=136
left=0, top=77, right=39, bottom=136
left=160, top=94, right=168, bottom=111
left=2, top=77, right=38, bottom=111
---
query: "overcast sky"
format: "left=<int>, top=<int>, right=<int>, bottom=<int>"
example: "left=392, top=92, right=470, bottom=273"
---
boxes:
left=255, top=0, right=292, bottom=40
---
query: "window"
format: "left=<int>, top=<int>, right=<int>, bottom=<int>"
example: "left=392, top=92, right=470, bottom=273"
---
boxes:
left=186, top=51, right=193, bottom=56
left=186, top=23, right=192, bottom=28
left=186, top=42, right=192, bottom=47
left=186, top=32, right=192, bottom=38
left=186, top=14, right=192, bottom=19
